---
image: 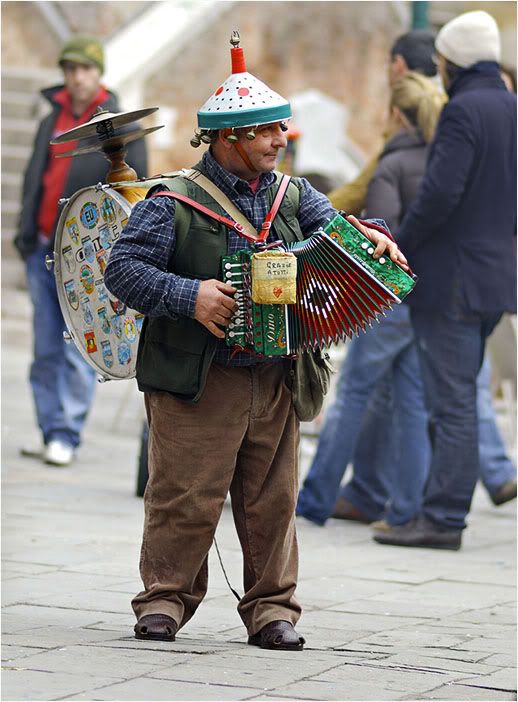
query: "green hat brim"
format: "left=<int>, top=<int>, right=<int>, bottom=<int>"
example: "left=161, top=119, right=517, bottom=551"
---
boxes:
left=198, top=103, right=292, bottom=130
left=59, top=52, right=103, bottom=71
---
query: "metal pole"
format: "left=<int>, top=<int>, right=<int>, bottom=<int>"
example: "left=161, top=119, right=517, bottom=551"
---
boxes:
left=412, top=0, right=429, bottom=29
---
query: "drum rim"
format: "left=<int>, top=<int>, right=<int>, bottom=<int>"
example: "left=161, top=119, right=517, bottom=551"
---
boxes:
left=54, top=185, right=136, bottom=381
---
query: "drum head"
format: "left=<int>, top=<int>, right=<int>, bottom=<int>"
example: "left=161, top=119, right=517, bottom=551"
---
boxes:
left=54, top=185, right=143, bottom=380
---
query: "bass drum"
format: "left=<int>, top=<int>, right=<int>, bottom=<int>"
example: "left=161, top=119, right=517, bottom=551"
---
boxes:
left=54, top=184, right=144, bottom=380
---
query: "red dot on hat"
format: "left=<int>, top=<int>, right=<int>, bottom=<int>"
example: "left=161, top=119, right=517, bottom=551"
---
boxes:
left=238, top=87, right=249, bottom=96
left=215, top=86, right=224, bottom=96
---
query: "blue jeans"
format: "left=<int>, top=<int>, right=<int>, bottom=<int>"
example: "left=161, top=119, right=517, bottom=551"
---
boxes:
left=411, top=289, right=502, bottom=530
left=477, top=355, right=516, bottom=495
left=25, top=242, right=96, bottom=448
left=296, top=304, right=430, bottom=525
left=339, top=377, right=396, bottom=522
left=340, top=351, right=515, bottom=522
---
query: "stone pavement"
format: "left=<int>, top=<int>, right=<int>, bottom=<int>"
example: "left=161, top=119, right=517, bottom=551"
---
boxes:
left=1, top=278, right=517, bottom=702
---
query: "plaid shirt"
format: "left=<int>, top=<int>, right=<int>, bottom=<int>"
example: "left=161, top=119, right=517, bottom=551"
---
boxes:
left=104, top=150, right=336, bottom=366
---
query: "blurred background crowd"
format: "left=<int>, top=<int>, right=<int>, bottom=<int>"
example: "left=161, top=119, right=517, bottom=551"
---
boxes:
left=1, top=0, right=516, bottom=528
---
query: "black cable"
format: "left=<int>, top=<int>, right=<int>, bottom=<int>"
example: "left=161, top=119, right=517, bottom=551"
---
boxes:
left=213, top=537, right=241, bottom=601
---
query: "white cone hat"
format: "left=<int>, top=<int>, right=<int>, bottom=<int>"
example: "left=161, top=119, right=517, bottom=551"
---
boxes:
left=197, top=32, right=291, bottom=130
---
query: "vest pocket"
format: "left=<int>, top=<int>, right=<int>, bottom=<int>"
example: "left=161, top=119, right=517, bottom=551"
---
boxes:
left=136, top=316, right=216, bottom=401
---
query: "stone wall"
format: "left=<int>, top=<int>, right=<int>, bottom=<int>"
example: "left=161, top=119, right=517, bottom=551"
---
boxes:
left=1, top=1, right=148, bottom=68
left=142, top=1, right=404, bottom=173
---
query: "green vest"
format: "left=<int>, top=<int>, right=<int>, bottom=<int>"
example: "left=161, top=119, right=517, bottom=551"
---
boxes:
left=136, top=164, right=304, bottom=402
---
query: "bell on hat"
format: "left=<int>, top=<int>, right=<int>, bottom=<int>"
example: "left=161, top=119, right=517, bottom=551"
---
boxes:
left=196, top=31, right=291, bottom=132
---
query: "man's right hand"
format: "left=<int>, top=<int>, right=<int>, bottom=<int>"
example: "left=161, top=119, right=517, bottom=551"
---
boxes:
left=194, top=279, right=238, bottom=339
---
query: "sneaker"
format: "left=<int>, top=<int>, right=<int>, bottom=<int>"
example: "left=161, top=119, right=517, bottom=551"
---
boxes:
left=490, top=480, right=517, bottom=506
left=44, top=441, right=74, bottom=467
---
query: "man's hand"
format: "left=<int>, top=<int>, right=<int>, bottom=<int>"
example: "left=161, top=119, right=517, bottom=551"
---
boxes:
left=346, top=214, right=409, bottom=271
left=194, top=279, right=238, bottom=339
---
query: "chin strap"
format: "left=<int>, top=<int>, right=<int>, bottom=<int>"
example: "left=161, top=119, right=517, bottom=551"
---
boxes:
left=233, top=142, right=257, bottom=172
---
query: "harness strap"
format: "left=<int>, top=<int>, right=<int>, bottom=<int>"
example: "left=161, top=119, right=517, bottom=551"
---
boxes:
left=258, top=174, right=291, bottom=241
left=151, top=189, right=258, bottom=242
left=151, top=173, right=292, bottom=245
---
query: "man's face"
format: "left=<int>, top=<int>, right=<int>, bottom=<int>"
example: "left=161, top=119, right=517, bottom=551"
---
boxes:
left=235, top=122, right=289, bottom=175
left=62, top=61, right=101, bottom=108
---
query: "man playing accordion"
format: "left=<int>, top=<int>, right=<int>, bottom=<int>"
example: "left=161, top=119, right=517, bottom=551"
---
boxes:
left=104, top=32, right=407, bottom=649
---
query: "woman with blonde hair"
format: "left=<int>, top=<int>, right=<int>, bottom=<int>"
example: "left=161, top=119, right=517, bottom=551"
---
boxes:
left=298, top=72, right=446, bottom=529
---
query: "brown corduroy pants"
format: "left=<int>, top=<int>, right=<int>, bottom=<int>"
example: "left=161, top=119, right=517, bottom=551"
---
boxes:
left=132, top=362, right=301, bottom=636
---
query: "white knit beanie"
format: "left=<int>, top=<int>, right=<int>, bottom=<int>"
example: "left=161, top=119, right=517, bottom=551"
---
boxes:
left=435, top=11, right=501, bottom=68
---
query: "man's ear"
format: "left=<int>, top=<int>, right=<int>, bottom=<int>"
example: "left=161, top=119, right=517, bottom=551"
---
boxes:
left=393, top=54, right=409, bottom=78
left=218, top=129, right=235, bottom=150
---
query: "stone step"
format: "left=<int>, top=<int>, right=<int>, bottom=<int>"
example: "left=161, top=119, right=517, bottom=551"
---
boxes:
left=1, top=66, right=60, bottom=94
left=1, top=253, right=26, bottom=290
left=1, top=202, right=20, bottom=232
left=1, top=144, right=31, bottom=178
left=1, top=91, right=39, bottom=120
left=2, top=118, right=38, bottom=148
left=1, top=173, right=23, bottom=204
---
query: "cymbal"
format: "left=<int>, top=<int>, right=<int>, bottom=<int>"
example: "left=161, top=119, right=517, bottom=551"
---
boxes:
left=55, top=126, right=164, bottom=158
left=50, top=106, right=159, bottom=144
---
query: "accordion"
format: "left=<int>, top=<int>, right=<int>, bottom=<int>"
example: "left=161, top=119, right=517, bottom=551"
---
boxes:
left=222, top=214, right=416, bottom=356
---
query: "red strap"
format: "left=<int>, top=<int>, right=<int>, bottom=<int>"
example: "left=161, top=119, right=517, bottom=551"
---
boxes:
left=151, top=174, right=292, bottom=245
left=258, top=175, right=291, bottom=242
left=150, top=189, right=259, bottom=242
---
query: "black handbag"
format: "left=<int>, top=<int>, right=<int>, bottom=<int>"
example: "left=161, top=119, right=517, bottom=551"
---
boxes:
left=290, top=348, right=335, bottom=422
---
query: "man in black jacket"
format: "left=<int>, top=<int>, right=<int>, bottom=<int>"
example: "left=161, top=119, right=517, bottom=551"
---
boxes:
left=15, top=34, right=148, bottom=466
left=374, top=11, right=517, bottom=550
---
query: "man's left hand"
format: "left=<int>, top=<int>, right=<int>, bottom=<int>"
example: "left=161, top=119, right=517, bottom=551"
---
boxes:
left=346, top=214, right=409, bottom=271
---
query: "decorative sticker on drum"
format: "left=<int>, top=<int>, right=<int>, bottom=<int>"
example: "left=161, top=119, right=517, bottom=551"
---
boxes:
left=111, top=314, right=123, bottom=339
left=84, top=330, right=98, bottom=354
left=98, top=224, right=111, bottom=250
left=62, top=245, right=76, bottom=274
left=80, top=202, right=99, bottom=230
left=95, top=278, right=108, bottom=302
left=109, top=297, right=127, bottom=316
left=123, top=317, right=137, bottom=343
left=64, top=279, right=79, bottom=311
left=117, top=340, right=131, bottom=365
left=121, top=217, right=128, bottom=229
left=96, top=249, right=109, bottom=275
left=135, top=313, right=145, bottom=333
left=81, top=235, right=95, bottom=264
left=100, top=195, right=117, bottom=223
left=66, top=217, right=80, bottom=245
left=80, top=295, right=94, bottom=326
left=101, top=339, right=114, bottom=368
left=97, top=306, right=111, bottom=334
left=79, top=264, right=95, bottom=294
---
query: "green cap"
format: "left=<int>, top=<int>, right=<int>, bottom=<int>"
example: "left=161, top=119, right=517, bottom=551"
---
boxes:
left=58, top=34, right=104, bottom=74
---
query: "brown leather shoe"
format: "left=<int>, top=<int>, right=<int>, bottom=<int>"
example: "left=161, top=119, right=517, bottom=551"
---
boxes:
left=331, top=497, right=372, bottom=523
left=371, top=519, right=391, bottom=532
left=491, top=480, right=517, bottom=506
left=373, top=515, right=462, bottom=551
left=248, top=620, right=305, bottom=651
left=134, top=614, right=178, bottom=641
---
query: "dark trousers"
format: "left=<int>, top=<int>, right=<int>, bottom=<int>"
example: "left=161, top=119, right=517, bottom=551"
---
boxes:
left=411, top=291, right=502, bottom=530
left=132, top=362, right=301, bottom=636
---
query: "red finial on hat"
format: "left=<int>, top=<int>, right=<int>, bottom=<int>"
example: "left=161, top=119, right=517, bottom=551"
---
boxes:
left=230, top=30, right=247, bottom=74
